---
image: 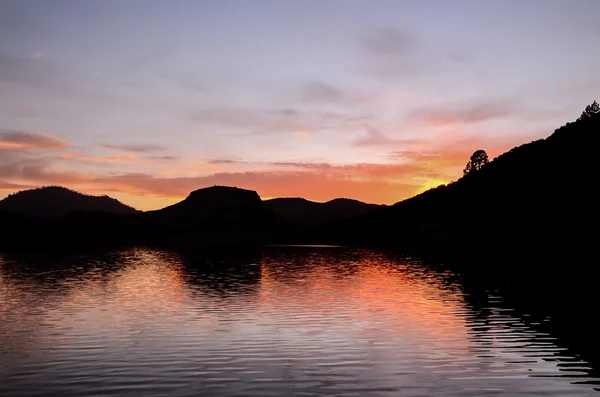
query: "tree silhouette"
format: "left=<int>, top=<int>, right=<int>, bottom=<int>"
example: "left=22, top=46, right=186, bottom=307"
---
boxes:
left=577, top=100, right=600, bottom=121
left=463, top=150, right=489, bottom=175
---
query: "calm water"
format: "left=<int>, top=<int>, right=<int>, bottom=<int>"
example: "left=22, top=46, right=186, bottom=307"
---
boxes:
left=0, top=247, right=598, bottom=396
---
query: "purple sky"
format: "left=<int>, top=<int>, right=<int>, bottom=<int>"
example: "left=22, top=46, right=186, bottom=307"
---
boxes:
left=1, top=0, right=599, bottom=209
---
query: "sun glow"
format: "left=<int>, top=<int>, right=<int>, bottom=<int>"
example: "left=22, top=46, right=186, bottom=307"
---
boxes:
left=417, top=178, right=449, bottom=194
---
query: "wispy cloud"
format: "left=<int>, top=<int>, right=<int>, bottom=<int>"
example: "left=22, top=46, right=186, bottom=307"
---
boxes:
left=102, top=143, right=166, bottom=153
left=359, top=28, right=428, bottom=80
left=147, top=155, right=179, bottom=161
left=352, top=124, right=438, bottom=148
left=354, top=124, right=402, bottom=147
left=0, top=130, right=69, bottom=150
left=300, top=81, right=345, bottom=103
left=81, top=153, right=147, bottom=163
left=362, top=28, right=415, bottom=57
left=206, top=159, right=245, bottom=165
left=191, top=105, right=370, bottom=134
left=407, top=102, right=514, bottom=126
left=0, top=154, right=88, bottom=185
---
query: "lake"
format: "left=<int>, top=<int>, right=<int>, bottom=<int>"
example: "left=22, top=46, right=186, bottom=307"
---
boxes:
left=1, top=246, right=598, bottom=396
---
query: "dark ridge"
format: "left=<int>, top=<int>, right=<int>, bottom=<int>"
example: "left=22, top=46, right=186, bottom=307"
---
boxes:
left=0, top=186, right=138, bottom=219
left=263, top=196, right=384, bottom=226
left=327, top=111, right=600, bottom=268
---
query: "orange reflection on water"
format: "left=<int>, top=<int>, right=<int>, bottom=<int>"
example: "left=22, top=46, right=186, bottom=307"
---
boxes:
left=258, top=250, right=469, bottom=349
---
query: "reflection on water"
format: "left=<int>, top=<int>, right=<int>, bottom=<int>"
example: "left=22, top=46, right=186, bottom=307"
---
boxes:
left=0, top=247, right=598, bottom=396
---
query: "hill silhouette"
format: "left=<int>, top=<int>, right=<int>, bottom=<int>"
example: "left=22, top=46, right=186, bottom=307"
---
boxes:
left=0, top=185, right=384, bottom=250
left=263, top=197, right=384, bottom=226
left=149, top=186, right=263, bottom=220
left=0, top=186, right=138, bottom=219
left=327, top=110, right=599, bottom=271
left=140, top=186, right=279, bottom=247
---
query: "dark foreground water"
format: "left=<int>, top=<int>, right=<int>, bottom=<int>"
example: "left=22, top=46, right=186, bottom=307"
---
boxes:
left=1, top=247, right=598, bottom=396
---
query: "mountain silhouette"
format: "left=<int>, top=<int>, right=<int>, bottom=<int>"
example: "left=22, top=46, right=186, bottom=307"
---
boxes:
left=0, top=186, right=138, bottom=219
left=1, top=108, right=598, bottom=258
left=139, top=186, right=280, bottom=248
left=0, top=186, right=278, bottom=251
left=263, top=197, right=384, bottom=226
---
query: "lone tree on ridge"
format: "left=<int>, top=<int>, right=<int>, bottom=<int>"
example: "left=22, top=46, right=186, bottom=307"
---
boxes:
left=577, top=100, right=600, bottom=121
left=463, top=150, right=489, bottom=176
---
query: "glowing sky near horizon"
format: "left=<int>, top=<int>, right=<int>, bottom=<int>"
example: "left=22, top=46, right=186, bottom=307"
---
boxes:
left=1, top=0, right=599, bottom=210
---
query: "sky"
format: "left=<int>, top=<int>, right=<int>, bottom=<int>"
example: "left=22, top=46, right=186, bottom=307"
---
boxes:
left=1, top=0, right=599, bottom=210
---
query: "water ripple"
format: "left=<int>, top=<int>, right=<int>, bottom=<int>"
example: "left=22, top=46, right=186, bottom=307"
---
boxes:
left=0, top=247, right=598, bottom=396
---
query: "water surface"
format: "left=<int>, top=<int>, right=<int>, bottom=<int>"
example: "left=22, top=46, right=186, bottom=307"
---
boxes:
left=0, top=247, right=598, bottom=396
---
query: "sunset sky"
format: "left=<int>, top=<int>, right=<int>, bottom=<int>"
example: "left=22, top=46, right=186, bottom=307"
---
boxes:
left=1, top=0, right=599, bottom=210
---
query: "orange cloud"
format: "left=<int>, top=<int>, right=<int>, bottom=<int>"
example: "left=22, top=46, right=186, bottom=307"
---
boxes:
left=89, top=170, right=421, bottom=207
left=0, top=131, right=538, bottom=211
left=294, top=130, right=313, bottom=138
left=59, top=152, right=81, bottom=159
left=81, top=145, right=484, bottom=209
left=6, top=143, right=498, bottom=209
